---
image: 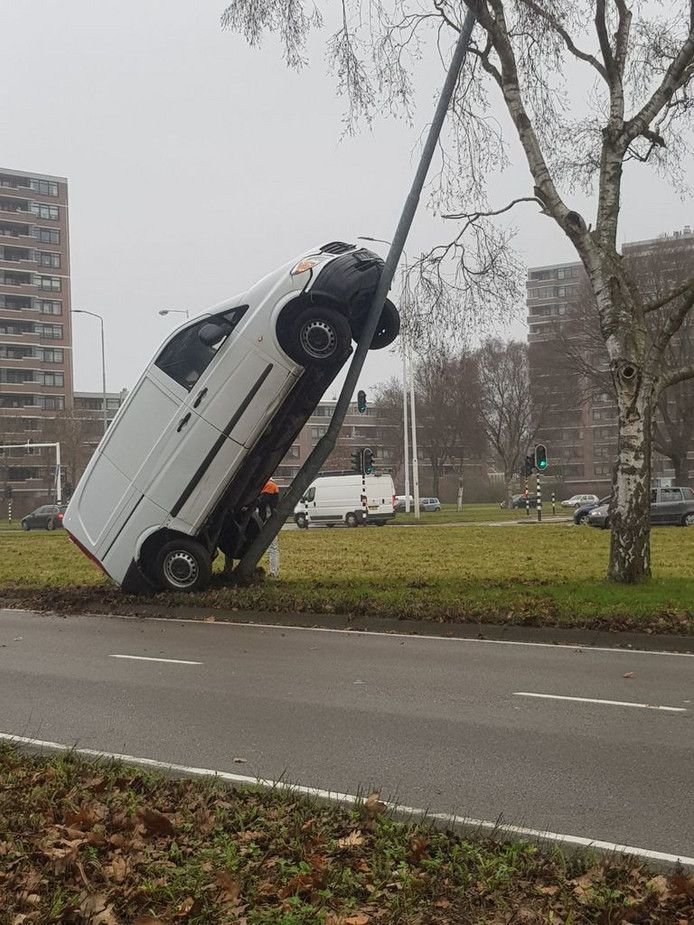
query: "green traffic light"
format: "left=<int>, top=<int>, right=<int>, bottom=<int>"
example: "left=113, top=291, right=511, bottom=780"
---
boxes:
left=538, top=459, right=548, bottom=469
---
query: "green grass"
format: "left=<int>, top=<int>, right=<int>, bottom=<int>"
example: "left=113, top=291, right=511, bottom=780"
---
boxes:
left=0, top=522, right=693, bottom=633
left=1, top=746, right=691, bottom=924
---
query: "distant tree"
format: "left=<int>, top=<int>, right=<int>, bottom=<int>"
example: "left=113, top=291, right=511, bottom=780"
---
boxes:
left=478, top=339, right=537, bottom=506
left=45, top=409, right=93, bottom=492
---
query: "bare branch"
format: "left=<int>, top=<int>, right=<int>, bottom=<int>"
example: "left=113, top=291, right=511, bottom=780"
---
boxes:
left=442, top=195, right=543, bottom=221
left=516, top=0, right=607, bottom=80
left=660, top=362, right=694, bottom=391
left=644, top=277, right=694, bottom=313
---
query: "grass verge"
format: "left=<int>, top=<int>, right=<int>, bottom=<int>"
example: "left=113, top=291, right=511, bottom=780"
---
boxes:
left=1, top=745, right=692, bottom=924
left=0, top=525, right=692, bottom=634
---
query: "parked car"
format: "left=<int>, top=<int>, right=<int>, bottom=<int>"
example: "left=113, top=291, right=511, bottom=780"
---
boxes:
left=511, top=493, right=538, bottom=508
left=573, top=495, right=610, bottom=525
left=394, top=494, right=415, bottom=513
left=295, top=473, right=395, bottom=527
left=419, top=497, right=441, bottom=512
left=21, top=504, right=66, bottom=531
left=588, top=487, right=694, bottom=529
left=64, top=242, right=400, bottom=593
left=561, top=493, right=599, bottom=508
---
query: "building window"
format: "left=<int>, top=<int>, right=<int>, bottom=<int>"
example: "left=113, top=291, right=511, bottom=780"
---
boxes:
left=36, top=299, right=62, bottom=315
left=286, top=445, right=300, bottom=459
left=35, top=323, right=63, bottom=338
left=38, top=252, right=60, bottom=268
left=311, top=425, right=328, bottom=442
left=29, top=179, right=59, bottom=196
left=39, top=347, right=64, bottom=362
left=41, top=372, right=64, bottom=387
left=30, top=203, right=59, bottom=220
left=33, top=227, right=60, bottom=244
left=36, top=275, right=61, bottom=291
left=39, top=396, right=65, bottom=411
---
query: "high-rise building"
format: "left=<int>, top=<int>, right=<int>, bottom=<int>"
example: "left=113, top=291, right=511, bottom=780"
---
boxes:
left=0, top=167, right=73, bottom=515
left=527, top=228, right=694, bottom=491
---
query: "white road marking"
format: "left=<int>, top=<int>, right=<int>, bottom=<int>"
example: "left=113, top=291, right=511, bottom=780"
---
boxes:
left=128, top=614, right=694, bottom=657
left=109, top=654, right=202, bottom=666
left=0, top=731, right=692, bottom=869
left=2, top=608, right=694, bottom=657
left=514, top=692, right=687, bottom=712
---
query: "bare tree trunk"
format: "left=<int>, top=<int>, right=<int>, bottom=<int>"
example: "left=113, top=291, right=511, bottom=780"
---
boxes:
left=608, top=384, right=653, bottom=583
left=457, top=463, right=464, bottom=512
left=505, top=477, right=514, bottom=509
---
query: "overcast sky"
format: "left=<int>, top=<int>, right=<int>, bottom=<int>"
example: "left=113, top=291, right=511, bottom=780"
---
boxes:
left=2, top=0, right=692, bottom=395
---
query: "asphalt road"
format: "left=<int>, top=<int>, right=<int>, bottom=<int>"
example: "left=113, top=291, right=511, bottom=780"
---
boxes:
left=1, top=609, right=692, bottom=859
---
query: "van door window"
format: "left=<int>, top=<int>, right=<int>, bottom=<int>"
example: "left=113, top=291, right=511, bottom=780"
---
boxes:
left=154, top=307, right=247, bottom=391
left=302, top=487, right=316, bottom=503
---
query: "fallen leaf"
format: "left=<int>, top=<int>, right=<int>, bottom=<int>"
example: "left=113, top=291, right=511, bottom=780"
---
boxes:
left=174, top=897, right=202, bottom=920
left=139, top=808, right=175, bottom=838
left=110, top=855, right=127, bottom=884
left=433, top=898, right=451, bottom=909
left=647, top=875, right=668, bottom=896
left=79, top=893, right=119, bottom=925
left=344, top=914, right=370, bottom=925
left=364, top=792, right=385, bottom=820
left=204, top=615, right=216, bottom=623
left=670, top=874, right=694, bottom=897
left=408, top=835, right=428, bottom=863
left=337, top=830, right=365, bottom=849
left=214, top=869, right=241, bottom=903
left=538, top=884, right=560, bottom=896
left=232, top=757, right=248, bottom=764
left=623, top=671, right=635, bottom=679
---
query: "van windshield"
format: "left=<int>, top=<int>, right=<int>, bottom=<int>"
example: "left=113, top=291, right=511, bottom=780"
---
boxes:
left=154, top=307, right=247, bottom=391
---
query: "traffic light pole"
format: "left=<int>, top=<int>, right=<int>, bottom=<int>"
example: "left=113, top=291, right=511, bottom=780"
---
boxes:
left=232, top=11, right=476, bottom=582
left=536, top=473, right=542, bottom=522
left=525, top=479, right=530, bottom=517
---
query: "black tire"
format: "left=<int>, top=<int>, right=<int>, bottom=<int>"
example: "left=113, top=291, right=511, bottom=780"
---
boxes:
left=279, top=305, right=352, bottom=367
left=295, top=512, right=309, bottom=529
left=683, top=512, right=694, bottom=527
left=345, top=512, right=360, bottom=528
left=154, top=538, right=211, bottom=592
left=326, top=522, right=335, bottom=527
left=375, top=521, right=386, bottom=527
left=46, top=519, right=55, bottom=531
left=352, top=300, right=401, bottom=350
left=22, top=521, right=30, bottom=531
left=577, top=512, right=589, bottom=525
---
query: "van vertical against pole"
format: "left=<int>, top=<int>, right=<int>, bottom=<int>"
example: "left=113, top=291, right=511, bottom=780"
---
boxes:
left=233, top=10, right=477, bottom=581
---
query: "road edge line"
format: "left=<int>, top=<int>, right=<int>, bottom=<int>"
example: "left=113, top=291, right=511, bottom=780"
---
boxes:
left=1, top=731, right=691, bottom=871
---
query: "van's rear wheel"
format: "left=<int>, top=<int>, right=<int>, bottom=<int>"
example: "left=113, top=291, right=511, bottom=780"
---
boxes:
left=295, top=512, right=308, bottom=529
left=155, top=539, right=211, bottom=592
left=346, top=512, right=360, bottom=528
left=279, top=305, right=352, bottom=367
left=352, top=300, right=400, bottom=350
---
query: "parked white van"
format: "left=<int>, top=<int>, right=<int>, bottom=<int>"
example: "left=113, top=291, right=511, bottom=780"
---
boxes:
left=294, top=473, right=395, bottom=528
left=64, top=242, right=399, bottom=593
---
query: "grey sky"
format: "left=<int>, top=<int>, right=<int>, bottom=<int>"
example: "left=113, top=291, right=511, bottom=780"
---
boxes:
left=2, top=0, right=692, bottom=395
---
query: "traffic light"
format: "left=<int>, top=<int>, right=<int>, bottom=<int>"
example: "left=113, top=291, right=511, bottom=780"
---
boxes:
left=357, top=390, right=367, bottom=414
left=363, top=447, right=375, bottom=474
left=534, top=444, right=549, bottom=471
left=350, top=449, right=363, bottom=473
left=524, top=455, right=534, bottom=477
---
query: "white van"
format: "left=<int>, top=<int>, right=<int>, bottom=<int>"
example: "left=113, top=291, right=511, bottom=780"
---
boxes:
left=294, top=473, right=395, bottom=527
left=64, top=242, right=399, bottom=593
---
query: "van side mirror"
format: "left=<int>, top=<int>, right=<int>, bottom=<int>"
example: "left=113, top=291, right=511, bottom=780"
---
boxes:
left=198, top=321, right=231, bottom=347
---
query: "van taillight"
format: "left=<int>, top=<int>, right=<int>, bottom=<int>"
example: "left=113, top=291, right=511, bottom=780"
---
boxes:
left=66, top=530, right=109, bottom=576
left=392, top=495, right=396, bottom=507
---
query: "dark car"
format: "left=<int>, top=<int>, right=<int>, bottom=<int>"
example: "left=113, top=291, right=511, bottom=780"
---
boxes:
left=588, top=487, right=694, bottom=529
left=511, top=493, right=538, bottom=508
left=574, top=495, right=610, bottom=525
left=21, top=504, right=66, bottom=531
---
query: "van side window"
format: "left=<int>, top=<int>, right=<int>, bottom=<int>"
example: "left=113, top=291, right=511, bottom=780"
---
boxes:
left=302, top=487, right=316, bottom=503
left=154, top=307, right=247, bottom=391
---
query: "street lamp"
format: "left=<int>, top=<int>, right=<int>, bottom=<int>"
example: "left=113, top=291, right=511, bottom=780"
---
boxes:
left=71, top=309, right=107, bottom=436
left=158, top=309, right=189, bottom=319
left=358, top=235, right=420, bottom=519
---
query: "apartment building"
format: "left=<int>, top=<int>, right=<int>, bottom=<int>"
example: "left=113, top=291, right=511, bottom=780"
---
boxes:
left=0, top=167, right=73, bottom=515
left=527, top=228, right=694, bottom=491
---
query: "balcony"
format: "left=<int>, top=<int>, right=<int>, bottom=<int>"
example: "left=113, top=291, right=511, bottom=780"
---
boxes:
left=0, top=198, right=31, bottom=218
left=0, top=223, right=33, bottom=242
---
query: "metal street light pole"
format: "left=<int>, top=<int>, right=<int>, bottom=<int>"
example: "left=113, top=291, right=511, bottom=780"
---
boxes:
left=158, top=309, right=190, bottom=319
left=358, top=235, right=419, bottom=518
left=72, top=309, right=107, bottom=436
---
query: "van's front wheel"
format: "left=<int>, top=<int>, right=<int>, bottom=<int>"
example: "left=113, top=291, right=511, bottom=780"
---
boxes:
left=155, top=539, right=211, bottom=592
